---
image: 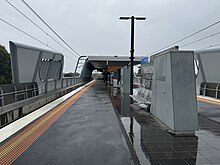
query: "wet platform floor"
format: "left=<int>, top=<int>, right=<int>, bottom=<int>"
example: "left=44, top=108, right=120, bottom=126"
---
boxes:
left=0, top=81, right=133, bottom=165
left=1, top=80, right=220, bottom=165
left=109, top=87, right=220, bottom=165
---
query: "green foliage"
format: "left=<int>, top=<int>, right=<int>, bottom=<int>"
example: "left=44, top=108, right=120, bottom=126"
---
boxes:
left=0, top=44, right=12, bottom=84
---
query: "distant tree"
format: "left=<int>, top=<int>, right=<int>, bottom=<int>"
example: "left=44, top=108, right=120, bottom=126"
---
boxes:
left=64, top=72, right=80, bottom=77
left=0, top=44, right=12, bottom=84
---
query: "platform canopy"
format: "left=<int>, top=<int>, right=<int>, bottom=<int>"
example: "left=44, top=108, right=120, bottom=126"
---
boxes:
left=87, top=55, right=142, bottom=72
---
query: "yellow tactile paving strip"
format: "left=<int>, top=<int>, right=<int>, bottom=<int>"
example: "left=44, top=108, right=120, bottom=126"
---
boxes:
left=0, top=81, right=95, bottom=165
left=197, top=97, right=220, bottom=106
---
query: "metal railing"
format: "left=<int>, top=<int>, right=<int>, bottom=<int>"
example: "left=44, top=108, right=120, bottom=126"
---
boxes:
left=0, top=77, right=85, bottom=127
left=0, top=82, right=38, bottom=107
left=0, top=77, right=82, bottom=108
left=199, top=82, right=220, bottom=99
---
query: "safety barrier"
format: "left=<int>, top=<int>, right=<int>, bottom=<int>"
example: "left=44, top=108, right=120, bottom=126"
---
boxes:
left=0, top=82, right=38, bottom=107
left=0, top=77, right=84, bottom=127
left=200, top=82, right=220, bottom=99
left=0, top=77, right=81, bottom=107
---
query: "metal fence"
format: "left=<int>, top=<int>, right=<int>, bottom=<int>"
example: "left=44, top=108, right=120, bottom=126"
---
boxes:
left=0, top=77, right=83, bottom=127
left=0, top=82, right=38, bottom=107
left=61, top=77, right=81, bottom=88
left=0, top=77, right=81, bottom=108
left=199, top=82, right=220, bottom=99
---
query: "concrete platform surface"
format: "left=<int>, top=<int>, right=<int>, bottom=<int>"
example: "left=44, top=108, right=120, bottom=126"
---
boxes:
left=0, top=81, right=133, bottom=165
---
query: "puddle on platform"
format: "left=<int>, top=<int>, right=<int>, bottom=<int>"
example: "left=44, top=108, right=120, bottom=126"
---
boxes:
left=108, top=86, right=220, bottom=165
left=108, top=87, right=151, bottom=164
left=121, top=117, right=151, bottom=165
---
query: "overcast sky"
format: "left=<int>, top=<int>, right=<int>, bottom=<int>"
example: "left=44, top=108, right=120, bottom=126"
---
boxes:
left=1, top=0, right=220, bottom=72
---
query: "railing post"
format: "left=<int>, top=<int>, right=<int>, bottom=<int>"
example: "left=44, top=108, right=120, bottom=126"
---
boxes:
left=25, top=85, right=28, bottom=99
left=203, top=84, right=207, bottom=96
left=61, top=78, right=64, bottom=88
left=0, top=87, right=4, bottom=107
left=14, top=85, right=17, bottom=102
left=33, top=84, right=35, bottom=97
left=215, top=84, right=219, bottom=98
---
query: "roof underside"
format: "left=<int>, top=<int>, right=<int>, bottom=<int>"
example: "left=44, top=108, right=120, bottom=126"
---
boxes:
left=87, top=56, right=142, bottom=70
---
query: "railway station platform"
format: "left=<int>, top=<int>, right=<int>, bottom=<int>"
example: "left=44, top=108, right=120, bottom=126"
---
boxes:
left=0, top=80, right=133, bottom=165
left=1, top=80, right=220, bottom=165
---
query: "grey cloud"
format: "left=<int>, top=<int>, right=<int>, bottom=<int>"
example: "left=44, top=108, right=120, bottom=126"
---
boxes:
left=0, top=0, right=220, bottom=72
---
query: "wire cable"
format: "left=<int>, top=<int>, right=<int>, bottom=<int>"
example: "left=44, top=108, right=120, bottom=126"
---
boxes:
left=20, top=0, right=81, bottom=57
left=197, top=43, right=220, bottom=51
left=149, top=20, right=220, bottom=55
left=180, top=31, right=220, bottom=48
left=5, top=0, right=78, bottom=59
left=0, top=18, right=75, bottom=62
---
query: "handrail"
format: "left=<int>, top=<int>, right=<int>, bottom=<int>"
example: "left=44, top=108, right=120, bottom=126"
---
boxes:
left=0, top=81, right=86, bottom=117
left=199, top=83, right=220, bottom=99
left=0, top=87, right=38, bottom=96
left=0, top=77, right=82, bottom=108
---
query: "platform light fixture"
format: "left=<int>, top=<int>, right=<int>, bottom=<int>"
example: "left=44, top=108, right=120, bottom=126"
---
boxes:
left=119, top=16, right=146, bottom=95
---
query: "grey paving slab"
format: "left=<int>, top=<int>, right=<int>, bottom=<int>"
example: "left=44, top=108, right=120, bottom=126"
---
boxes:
left=13, top=81, right=133, bottom=165
left=110, top=89, right=220, bottom=165
left=129, top=109, right=220, bottom=165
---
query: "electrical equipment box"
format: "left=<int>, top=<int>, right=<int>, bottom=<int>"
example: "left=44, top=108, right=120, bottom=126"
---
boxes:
left=150, top=50, right=198, bottom=135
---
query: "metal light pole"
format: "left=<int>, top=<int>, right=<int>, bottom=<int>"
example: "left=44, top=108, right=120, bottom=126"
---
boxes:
left=119, top=16, right=146, bottom=95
